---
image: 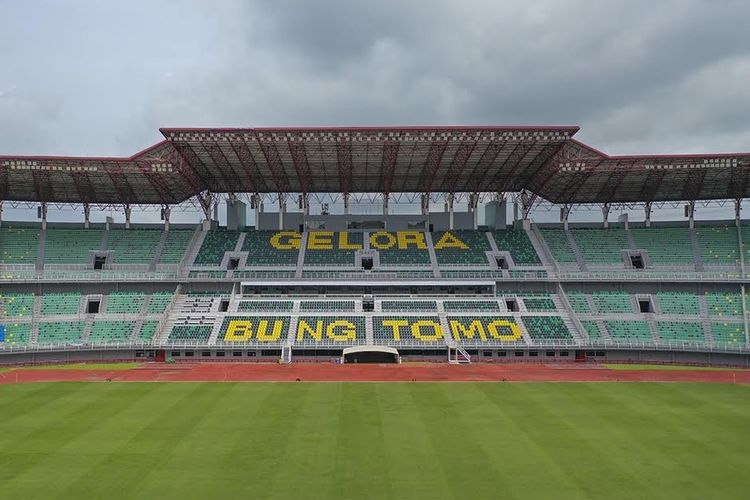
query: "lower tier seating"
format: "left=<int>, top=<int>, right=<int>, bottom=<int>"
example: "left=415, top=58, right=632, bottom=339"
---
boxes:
left=217, top=316, right=290, bottom=343
left=442, top=300, right=499, bottom=312
left=604, top=320, right=652, bottom=341
left=167, top=324, right=213, bottom=343
left=296, top=316, right=365, bottom=344
left=106, top=293, right=146, bottom=314
left=373, top=316, right=444, bottom=344
left=381, top=301, right=438, bottom=312
left=1, top=322, right=32, bottom=345
left=447, top=316, right=524, bottom=344
left=38, top=321, right=85, bottom=344
left=581, top=320, right=603, bottom=340
left=655, top=321, right=705, bottom=343
left=138, top=321, right=159, bottom=342
left=300, top=300, right=356, bottom=312
left=89, top=321, right=135, bottom=343
left=238, top=301, right=294, bottom=312
left=0, top=293, right=35, bottom=318
left=40, top=293, right=81, bottom=315
left=521, top=316, right=573, bottom=342
left=522, top=297, right=557, bottom=312
left=711, top=323, right=746, bottom=346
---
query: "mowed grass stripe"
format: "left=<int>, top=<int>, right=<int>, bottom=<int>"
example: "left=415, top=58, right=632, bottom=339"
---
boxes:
left=0, top=382, right=748, bottom=500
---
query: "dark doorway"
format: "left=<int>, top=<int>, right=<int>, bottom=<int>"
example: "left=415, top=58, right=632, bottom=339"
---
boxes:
left=495, top=256, right=509, bottom=269
left=362, top=256, right=373, bottom=270
left=344, top=351, right=398, bottom=363
left=227, top=258, right=240, bottom=270
left=87, top=299, right=100, bottom=314
left=638, top=298, right=653, bottom=313
left=94, top=255, right=107, bottom=270
left=505, top=298, right=518, bottom=312
left=630, top=254, right=644, bottom=269
left=219, top=299, right=230, bottom=312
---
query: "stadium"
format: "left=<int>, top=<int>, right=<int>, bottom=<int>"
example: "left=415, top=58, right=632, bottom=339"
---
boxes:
left=1, top=125, right=749, bottom=498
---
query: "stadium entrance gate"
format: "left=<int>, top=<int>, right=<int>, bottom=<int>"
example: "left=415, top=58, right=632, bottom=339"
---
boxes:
left=342, top=346, right=400, bottom=364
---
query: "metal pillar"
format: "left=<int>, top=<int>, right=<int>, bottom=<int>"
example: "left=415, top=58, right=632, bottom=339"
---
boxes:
left=469, top=193, right=478, bottom=229
left=40, top=202, right=47, bottom=230
left=124, top=204, right=131, bottom=229
left=560, top=204, right=571, bottom=231
left=251, top=193, right=260, bottom=229
left=0, top=201, right=3, bottom=227
left=383, top=193, right=389, bottom=216
left=83, top=203, right=91, bottom=229
left=687, top=200, right=696, bottom=229
left=448, top=193, right=455, bottom=230
left=421, top=193, right=429, bottom=216
left=343, top=193, right=350, bottom=216
left=278, top=193, right=286, bottom=230
left=735, top=199, right=742, bottom=227
left=644, top=201, right=652, bottom=227
left=602, top=203, right=610, bottom=229
left=162, top=205, right=171, bottom=231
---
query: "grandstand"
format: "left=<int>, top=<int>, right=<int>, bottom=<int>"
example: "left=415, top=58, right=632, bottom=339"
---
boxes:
left=0, top=125, right=749, bottom=366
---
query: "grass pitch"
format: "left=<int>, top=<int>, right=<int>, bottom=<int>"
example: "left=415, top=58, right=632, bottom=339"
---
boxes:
left=0, top=382, right=748, bottom=499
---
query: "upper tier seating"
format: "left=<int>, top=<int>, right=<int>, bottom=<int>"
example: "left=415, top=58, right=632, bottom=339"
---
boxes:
left=375, top=231, right=431, bottom=266
left=45, top=229, right=104, bottom=264
left=146, top=292, right=174, bottom=313
left=194, top=230, right=240, bottom=265
left=592, top=291, right=633, bottom=313
left=1, top=322, right=31, bottom=345
left=0, top=293, right=35, bottom=318
left=158, top=230, right=194, bottom=264
left=570, top=228, right=628, bottom=264
left=604, top=320, right=652, bottom=341
left=304, top=232, right=361, bottom=266
left=40, top=293, right=80, bottom=315
left=631, top=227, right=694, bottom=265
left=711, top=323, right=745, bottom=346
left=491, top=229, right=541, bottom=264
left=381, top=300, right=438, bottom=312
left=566, top=292, right=592, bottom=313
left=705, top=292, right=744, bottom=317
left=137, top=321, right=159, bottom=342
left=442, top=300, right=499, bottom=312
left=521, top=316, right=573, bottom=342
left=433, top=230, right=490, bottom=266
left=655, top=321, right=705, bottom=344
left=238, top=300, right=294, bottom=312
left=167, top=324, right=213, bottom=343
left=107, top=229, right=162, bottom=263
left=89, top=320, right=135, bottom=343
left=300, top=300, right=356, bottom=312
left=38, top=321, right=84, bottom=344
left=0, top=226, right=40, bottom=264
left=656, top=292, right=700, bottom=316
left=106, top=292, right=146, bottom=314
left=539, top=229, right=577, bottom=263
left=243, top=230, right=299, bottom=266
left=695, top=225, right=739, bottom=265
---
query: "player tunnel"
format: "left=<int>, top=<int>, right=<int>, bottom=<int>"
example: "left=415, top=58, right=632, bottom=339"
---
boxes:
left=342, top=346, right=400, bottom=364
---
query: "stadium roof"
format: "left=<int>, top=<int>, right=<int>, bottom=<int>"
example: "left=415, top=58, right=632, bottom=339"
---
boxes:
left=1, top=126, right=749, bottom=205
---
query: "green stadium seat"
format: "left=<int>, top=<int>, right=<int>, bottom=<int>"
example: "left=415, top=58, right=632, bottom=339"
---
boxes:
left=0, top=293, right=35, bottom=318
left=522, top=297, right=557, bottom=312
left=194, top=230, right=241, bottom=265
left=570, top=228, right=628, bottom=264
left=695, top=225, right=739, bottom=265
left=167, top=324, right=213, bottom=343
left=242, top=230, right=299, bottom=266
left=41, top=293, right=81, bottom=315
left=106, top=292, right=146, bottom=314
left=539, top=229, right=577, bottom=263
left=1, top=322, right=32, bottom=345
left=491, top=229, right=541, bottom=264
left=0, top=226, right=40, bottom=264
left=158, top=230, right=194, bottom=264
left=300, top=300, right=356, bottom=312
left=604, top=320, right=652, bottom=342
left=631, top=227, right=694, bottom=265
left=656, top=321, right=705, bottom=344
left=146, top=292, right=174, bottom=313
left=304, top=232, right=361, bottom=266
left=38, top=321, right=85, bottom=344
left=581, top=320, right=603, bottom=340
left=45, top=229, right=104, bottom=264
left=521, top=316, right=573, bottom=342
left=137, top=321, right=159, bottom=342
left=89, top=320, right=135, bottom=343
left=711, top=323, right=746, bottom=346
left=374, top=231, right=431, bottom=266
left=592, top=291, right=633, bottom=313
left=566, top=292, right=591, bottom=313
left=656, top=292, right=700, bottom=315
left=433, top=230, right=490, bottom=266
left=238, top=301, right=294, bottom=312
left=107, top=229, right=162, bottom=264
left=705, top=292, right=744, bottom=317
left=382, top=300, right=438, bottom=312
left=442, top=300, right=499, bottom=312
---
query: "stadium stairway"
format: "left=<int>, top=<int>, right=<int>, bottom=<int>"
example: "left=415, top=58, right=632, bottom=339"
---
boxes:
left=147, top=231, right=170, bottom=272
left=424, top=232, right=441, bottom=278
left=35, top=229, right=46, bottom=271
left=564, top=230, right=588, bottom=271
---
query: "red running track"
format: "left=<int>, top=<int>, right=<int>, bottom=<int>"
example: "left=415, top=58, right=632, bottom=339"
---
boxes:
left=1, top=363, right=750, bottom=384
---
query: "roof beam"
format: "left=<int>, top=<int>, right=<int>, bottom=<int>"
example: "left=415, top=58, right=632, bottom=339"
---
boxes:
left=465, top=139, right=505, bottom=191
left=226, top=140, right=262, bottom=193
left=438, top=137, right=478, bottom=192
left=286, top=133, right=312, bottom=194
left=336, top=135, right=353, bottom=195
left=252, top=132, right=290, bottom=193
left=380, top=140, right=400, bottom=195
left=488, top=142, right=536, bottom=192
left=637, top=169, right=668, bottom=202
left=202, top=142, right=239, bottom=192
left=680, top=168, right=708, bottom=201
left=418, top=137, right=449, bottom=193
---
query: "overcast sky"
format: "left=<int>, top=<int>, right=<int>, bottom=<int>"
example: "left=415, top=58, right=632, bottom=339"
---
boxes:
left=1, top=0, right=749, bottom=159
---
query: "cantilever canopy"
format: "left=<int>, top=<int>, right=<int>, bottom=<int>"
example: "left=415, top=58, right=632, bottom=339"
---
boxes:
left=1, top=126, right=749, bottom=205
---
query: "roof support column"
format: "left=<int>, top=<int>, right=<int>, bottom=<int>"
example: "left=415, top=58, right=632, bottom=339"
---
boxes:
left=447, top=193, right=455, bottom=230
left=251, top=194, right=260, bottom=229
left=343, top=193, right=350, bottom=216
left=560, top=204, right=572, bottom=231
left=735, top=199, right=742, bottom=227
left=686, top=200, right=696, bottom=229
left=644, top=202, right=652, bottom=227
left=0, top=201, right=4, bottom=228
left=278, top=193, right=286, bottom=231
left=83, top=203, right=91, bottom=229
left=383, top=193, right=389, bottom=217
left=40, top=202, right=47, bottom=230
left=421, top=193, right=429, bottom=217
left=469, top=192, right=478, bottom=230
left=602, top=203, right=610, bottom=229
left=162, top=205, right=171, bottom=232
left=520, top=190, right=537, bottom=221
left=124, top=204, right=131, bottom=229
